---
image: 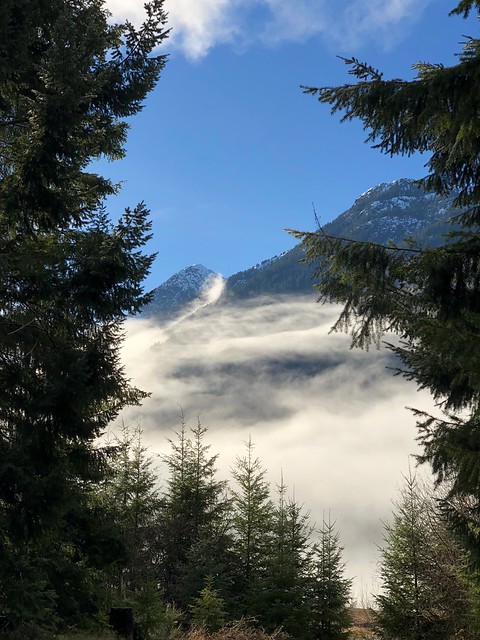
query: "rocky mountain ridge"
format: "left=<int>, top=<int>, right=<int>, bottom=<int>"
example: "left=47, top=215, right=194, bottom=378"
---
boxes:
left=325, top=178, right=457, bottom=245
left=142, top=264, right=221, bottom=323
left=142, top=178, right=459, bottom=321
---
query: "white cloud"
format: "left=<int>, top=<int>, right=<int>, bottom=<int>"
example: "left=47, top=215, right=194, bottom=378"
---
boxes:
left=118, top=295, right=438, bottom=599
left=259, top=0, right=329, bottom=45
left=104, top=0, right=432, bottom=59
left=200, top=273, right=226, bottom=306
left=165, top=0, right=242, bottom=59
left=338, top=0, right=431, bottom=51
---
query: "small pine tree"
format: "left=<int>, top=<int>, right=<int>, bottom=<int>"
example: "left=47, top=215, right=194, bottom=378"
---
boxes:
left=259, top=475, right=313, bottom=638
left=190, top=576, right=227, bottom=632
left=158, top=415, right=232, bottom=610
left=231, top=437, right=275, bottom=614
left=134, top=582, right=183, bottom=640
left=100, top=423, right=162, bottom=596
left=308, top=515, right=352, bottom=640
left=376, top=472, right=476, bottom=640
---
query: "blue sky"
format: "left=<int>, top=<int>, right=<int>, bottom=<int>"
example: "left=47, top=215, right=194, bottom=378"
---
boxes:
left=100, top=0, right=476, bottom=288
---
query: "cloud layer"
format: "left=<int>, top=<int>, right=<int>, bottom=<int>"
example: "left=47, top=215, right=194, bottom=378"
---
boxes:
left=120, top=295, right=437, bottom=599
left=105, top=0, right=431, bottom=59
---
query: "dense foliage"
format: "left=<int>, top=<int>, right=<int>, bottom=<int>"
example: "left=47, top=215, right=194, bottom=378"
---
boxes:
left=376, top=473, right=476, bottom=639
left=292, top=0, right=480, bottom=568
left=0, top=0, right=168, bottom=634
left=103, top=423, right=353, bottom=640
left=86, top=423, right=480, bottom=640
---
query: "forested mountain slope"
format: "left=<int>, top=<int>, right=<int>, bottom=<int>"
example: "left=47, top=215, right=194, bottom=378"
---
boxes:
left=143, top=178, right=458, bottom=319
left=223, top=178, right=458, bottom=300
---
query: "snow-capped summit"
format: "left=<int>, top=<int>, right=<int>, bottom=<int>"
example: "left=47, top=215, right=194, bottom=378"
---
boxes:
left=165, top=264, right=216, bottom=293
left=142, top=264, right=224, bottom=323
left=332, top=178, right=457, bottom=245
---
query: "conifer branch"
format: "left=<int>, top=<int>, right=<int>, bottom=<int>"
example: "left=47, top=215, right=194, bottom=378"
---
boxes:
left=287, top=228, right=423, bottom=253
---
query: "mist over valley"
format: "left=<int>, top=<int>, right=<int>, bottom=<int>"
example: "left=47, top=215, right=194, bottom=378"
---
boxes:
left=120, top=179, right=448, bottom=597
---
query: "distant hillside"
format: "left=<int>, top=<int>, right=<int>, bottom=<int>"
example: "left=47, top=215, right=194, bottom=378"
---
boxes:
left=322, top=178, right=458, bottom=246
left=142, top=178, right=460, bottom=319
left=222, top=178, right=458, bottom=300
left=223, top=245, right=313, bottom=300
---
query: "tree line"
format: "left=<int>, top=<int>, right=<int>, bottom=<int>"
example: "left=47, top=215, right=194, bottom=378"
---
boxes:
left=99, top=420, right=352, bottom=640
left=14, top=413, right=478, bottom=640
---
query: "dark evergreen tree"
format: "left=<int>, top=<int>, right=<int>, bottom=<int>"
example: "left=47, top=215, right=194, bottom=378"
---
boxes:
left=292, top=0, right=480, bottom=566
left=231, top=437, right=275, bottom=614
left=376, top=472, right=476, bottom=640
left=101, top=423, right=162, bottom=596
left=307, top=516, right=351, bottom=640
left=0, top=0, right=169, bottom=633
left=258, top=475, right=313, bottom=638
left=158, top=416, right=234, bottom=615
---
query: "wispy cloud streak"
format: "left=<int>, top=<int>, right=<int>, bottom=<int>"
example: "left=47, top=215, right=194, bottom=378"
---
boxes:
left=105, top=0, right=432, bottom=59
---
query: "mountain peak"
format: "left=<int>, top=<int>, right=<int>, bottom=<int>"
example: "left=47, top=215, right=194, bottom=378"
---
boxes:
left=357, top=177, right=416, bottom=203
left=329, top=177, right=456, bottom=245
left=142, top=264, right=223, bottom=322
left=168, top=264, right=216, bottom=290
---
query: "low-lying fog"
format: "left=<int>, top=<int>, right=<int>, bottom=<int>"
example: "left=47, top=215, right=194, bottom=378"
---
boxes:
left=120, top=294, right=436, bottom=601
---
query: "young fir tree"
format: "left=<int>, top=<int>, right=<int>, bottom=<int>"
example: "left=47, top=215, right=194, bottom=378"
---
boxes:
left=376, top=472, right=477, bottom=640
left=158, top=416, right=234, bottom=614
left=101, top=423, right=162, bottom=596
left=258, top=475, right=313, bottom=638
left=189, top=575, right=227, bottom=633
left=0, top=0, right=169, bottom=632
left=308, top=515, right=352, bottom=640
left=291, top=0, right=480, bottom=567
left=231, top=437, right=275, bottom=614
left=133, top=582, right=183, bottom=640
